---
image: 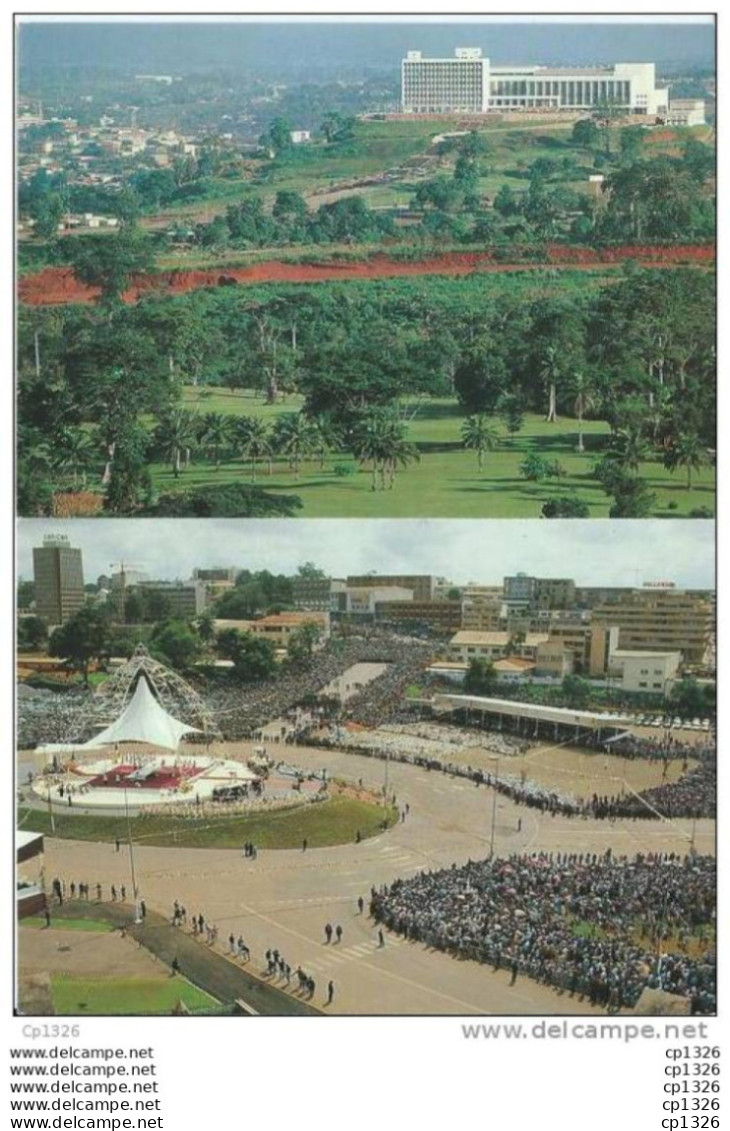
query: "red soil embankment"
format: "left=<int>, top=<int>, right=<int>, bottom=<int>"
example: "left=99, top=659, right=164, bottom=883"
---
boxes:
left=18, top=243, right=715, bottom=307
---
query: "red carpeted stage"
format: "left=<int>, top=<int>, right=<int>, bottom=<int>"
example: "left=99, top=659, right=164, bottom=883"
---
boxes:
left=83, top=762, right=204, bottom=791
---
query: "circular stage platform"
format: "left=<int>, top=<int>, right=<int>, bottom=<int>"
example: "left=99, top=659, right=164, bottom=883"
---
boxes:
left=33, top=752, right=261, bottom=810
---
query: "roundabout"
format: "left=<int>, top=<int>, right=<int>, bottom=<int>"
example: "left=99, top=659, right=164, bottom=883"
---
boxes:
left=18, top=649, right=716, bottom=1015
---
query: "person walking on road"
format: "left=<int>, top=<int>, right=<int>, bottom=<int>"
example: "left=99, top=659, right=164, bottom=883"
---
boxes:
left=302, top=838, right=308, bottom=852
left=357, top=896, right=364, bottom=915
left=378, top=928, right=385, bottom=948
left=327, top=980, right=334, bottom=1005
left=324, top=922, right=333, bottom=944
left=335, top=924, right=343, bottom=944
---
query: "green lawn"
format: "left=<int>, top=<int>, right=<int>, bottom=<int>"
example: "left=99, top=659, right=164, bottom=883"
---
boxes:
left=18, top=796, right=398, bottom=850
left=22, top=917, right=113, bottom=932
left=51, top=974, right=218, bottom=1015
left=164, top=391, right=715, bottom=518
left=146, top=116, right=708, bottom=225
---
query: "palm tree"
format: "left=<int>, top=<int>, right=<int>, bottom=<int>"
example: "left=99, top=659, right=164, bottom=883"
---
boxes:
left=154, top=409, right=198, bottom=478
left=460, top=414, right=500, bottom=472
left=569, top=372, right=597, bottom=453
left=350, top=410, right=391, bottom=491
left=384, top=433, right=420, bottom=489
left=199, top=412, right=231, bottom=471
left=308, top=413, right=343, bottom=471
left=271, top=413, right=314, bottom=481
left=349, top=409, right=417, bottom=491
left=663, top=431, right=706, bottom=491
left=232, top=417, right=271, bottom=483
left=539, top=345, right=562, bottom=424
left=608, top=426, right=651, bottom=474
left=56, top=426, right=99, bottom=488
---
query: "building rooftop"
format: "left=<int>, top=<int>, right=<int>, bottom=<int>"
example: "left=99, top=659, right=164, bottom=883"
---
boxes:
left=611, top=649, right=682, bottom=660
left=451, top=631, right=511, bottom=646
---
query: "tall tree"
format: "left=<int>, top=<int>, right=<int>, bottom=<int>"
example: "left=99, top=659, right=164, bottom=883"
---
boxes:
left=568, top=371, right=597, bottom=453
left=66, top=224, right=155, bottom=307
left=154, top=410, right=198, bottom=479
left=663, top=431, right=707, bottom=491
left=48, top=604, right=110, bottom=685
left=271, top=413, right=314, bottom=481
left=461, top=414, right=500, bottom=472
left=232, top=417, right=272, bottom=483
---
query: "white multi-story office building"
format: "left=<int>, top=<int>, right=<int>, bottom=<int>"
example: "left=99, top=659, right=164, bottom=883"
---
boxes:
left=402, top=48, right=669, bottom=116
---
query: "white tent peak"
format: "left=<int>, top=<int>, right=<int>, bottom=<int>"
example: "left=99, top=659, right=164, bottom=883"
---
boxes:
left=84, top=674, right=200, bottom=751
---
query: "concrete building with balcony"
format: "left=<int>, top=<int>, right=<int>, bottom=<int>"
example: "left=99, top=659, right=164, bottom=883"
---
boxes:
left=214, top=611, right=330, bottom=651
left=292, top=575, right=333, bottom=611
left=346, top=574, right=436, bottom=602
left=461, top=596, right=504, bottom=632
left=403, top=49, right=668, bottom=116
left=665, top=99, right=706, bottom=127
left=589, top=589, right=713, bottom=671
left=375, top=599, right=462, bottom=634
left=336, top=586, right=414, bottom=618
left=137, top=580, right=209, bottom=619
left=535, top=641, right=575, bottom=678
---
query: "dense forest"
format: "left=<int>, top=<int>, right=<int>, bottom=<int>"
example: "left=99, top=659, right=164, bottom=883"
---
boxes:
left=17, top=262, right=715, bottom=518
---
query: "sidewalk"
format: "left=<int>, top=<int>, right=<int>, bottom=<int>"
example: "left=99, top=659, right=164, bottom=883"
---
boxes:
left=49, top=901, right=320, bottom=1017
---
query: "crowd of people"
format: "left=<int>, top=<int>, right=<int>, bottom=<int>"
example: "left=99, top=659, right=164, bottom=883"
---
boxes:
left=306, top=735, right=716, bottom=821
left=371, top=852, right=716, bottom=1014
left=18, top=630, right=441, bottom=753
left=205, top=630, right=437, bottom=739
left=328, top=721, right=528, bottom=762
left=586, top=730, right=715, bottom=764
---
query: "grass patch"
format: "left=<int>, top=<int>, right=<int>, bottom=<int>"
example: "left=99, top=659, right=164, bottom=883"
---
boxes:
left=18, top=796, right=398, bottom=850
left=22, top=917, right=113, bottom=933
left=51, top=974, right=218, bottom=1015
left=159, top=394, right=714, bottom=518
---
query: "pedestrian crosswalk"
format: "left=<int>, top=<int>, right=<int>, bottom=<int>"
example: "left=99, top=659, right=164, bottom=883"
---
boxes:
left=305, top=936, right=400, bottom=973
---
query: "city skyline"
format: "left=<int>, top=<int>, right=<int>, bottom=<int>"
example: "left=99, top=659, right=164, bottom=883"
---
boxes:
left=17, top=519, right=715, bottom=590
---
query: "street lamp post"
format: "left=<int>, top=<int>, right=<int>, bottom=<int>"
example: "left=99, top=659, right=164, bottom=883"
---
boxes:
left=123, top=786, right=142, bottom=924
left=488, top=756, right=499, bottom=859
left=46, top=786, right=56, bottom=835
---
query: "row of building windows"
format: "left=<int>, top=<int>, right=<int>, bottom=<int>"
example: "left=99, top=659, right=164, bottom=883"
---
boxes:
left=490, top=78, right=631, bottom=104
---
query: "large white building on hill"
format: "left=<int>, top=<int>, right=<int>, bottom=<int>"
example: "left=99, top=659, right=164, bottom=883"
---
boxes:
left=401, top=48, right=670, bottom=117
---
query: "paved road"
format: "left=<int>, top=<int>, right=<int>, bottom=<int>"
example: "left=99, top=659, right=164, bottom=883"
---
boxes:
left=40, top=743, right=715, bottom=1016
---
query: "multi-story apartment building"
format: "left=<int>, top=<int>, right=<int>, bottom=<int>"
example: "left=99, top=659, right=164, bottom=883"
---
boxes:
left=503, top=574, right=576, bottom=613
left=534, top=578, right=576, bottom=611
left=214, top=612, right=330, bottom=651
left=137, top=580, right=209, bottom=619
left=461, top=596, right=504, bottom=632
left=32, top=535, right=85, bottom=626
left=402, top=49, right=669, bottom=116
left=345, top=574, right=436, bottom=603
left=292, top=575, right=333, bottom=611
left=375, top=600, right=463, bottom=634
left=589, top=589, right=714, bottom=672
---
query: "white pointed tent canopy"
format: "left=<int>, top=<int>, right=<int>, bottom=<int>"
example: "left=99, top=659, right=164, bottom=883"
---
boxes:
left=36, top=676, right=200, bottom=754
left=44, top=644, right=221, bottom=750
left=83, top=675, right=200, bottom=751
